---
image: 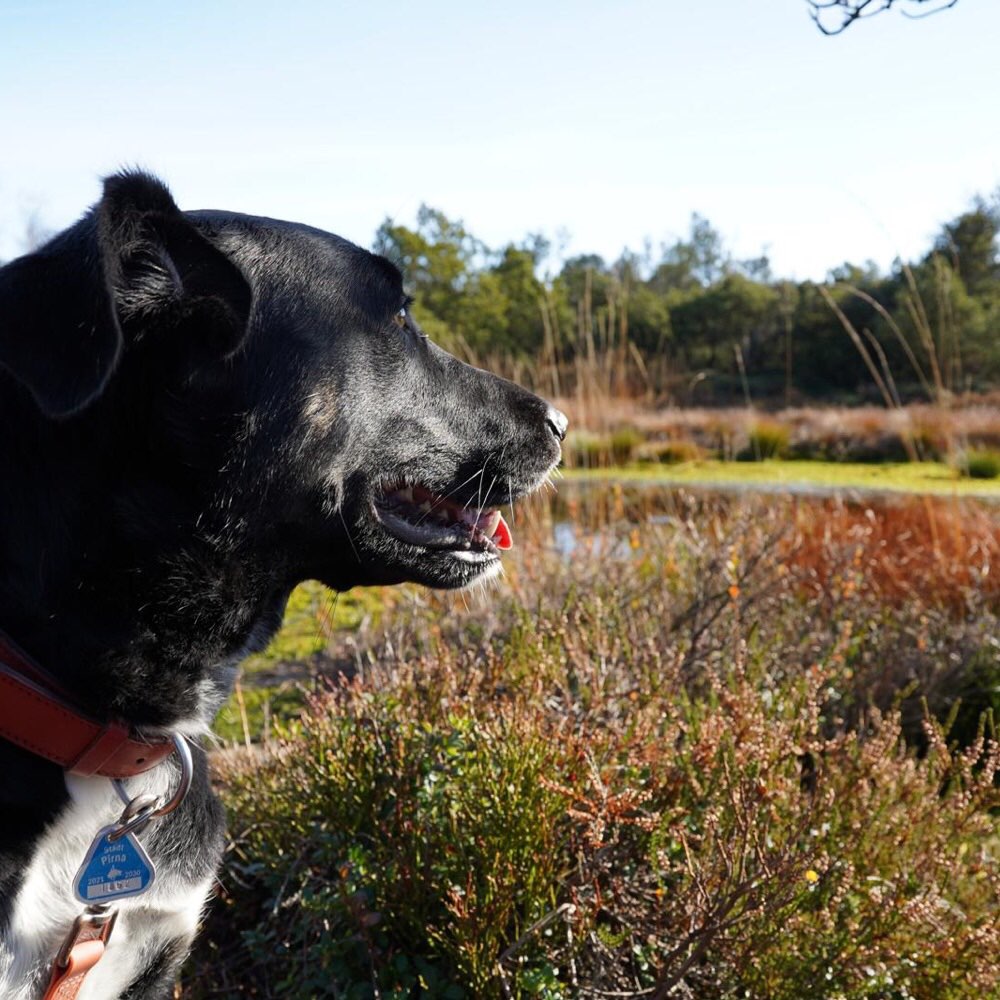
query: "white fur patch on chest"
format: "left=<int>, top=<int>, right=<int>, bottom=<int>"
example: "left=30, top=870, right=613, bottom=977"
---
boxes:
left=0, top=765, right=213, bottom=1000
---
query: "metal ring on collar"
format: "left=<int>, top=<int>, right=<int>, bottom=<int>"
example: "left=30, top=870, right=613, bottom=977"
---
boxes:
left=108, top=800, right=160, bottom=841
left=112, top=733, right=194, bottom=819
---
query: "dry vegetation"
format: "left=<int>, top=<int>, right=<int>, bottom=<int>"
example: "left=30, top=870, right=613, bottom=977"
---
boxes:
left=184, top=487, right=1000, bottom=999
left=549, top=400, right=1000, bottom=470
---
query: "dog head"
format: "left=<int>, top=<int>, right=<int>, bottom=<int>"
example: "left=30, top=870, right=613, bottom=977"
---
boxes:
left=194, top=201, right=566, bottom=594
left=0, top=172, right=565, bottom=722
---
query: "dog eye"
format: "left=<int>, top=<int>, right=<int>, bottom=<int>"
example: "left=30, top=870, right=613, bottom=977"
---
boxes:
left=393, top=307, right=408, bottom=329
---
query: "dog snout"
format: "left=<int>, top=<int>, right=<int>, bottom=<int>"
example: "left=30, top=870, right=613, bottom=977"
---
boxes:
left=545, top=406, right=568, bottom=442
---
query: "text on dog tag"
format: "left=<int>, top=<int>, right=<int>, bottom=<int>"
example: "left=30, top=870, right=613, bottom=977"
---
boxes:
left=73, top=824, right=156, bottom=903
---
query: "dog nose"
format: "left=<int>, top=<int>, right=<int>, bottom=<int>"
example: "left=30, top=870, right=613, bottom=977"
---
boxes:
left=545, top=406, right=568, bottom=442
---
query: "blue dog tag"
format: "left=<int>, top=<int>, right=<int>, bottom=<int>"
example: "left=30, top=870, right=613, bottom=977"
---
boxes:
left=73, top=825, right=156, bottom=904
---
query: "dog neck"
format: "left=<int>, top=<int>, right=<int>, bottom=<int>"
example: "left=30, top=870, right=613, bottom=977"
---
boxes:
left=0, top=385, right=296, bottom=731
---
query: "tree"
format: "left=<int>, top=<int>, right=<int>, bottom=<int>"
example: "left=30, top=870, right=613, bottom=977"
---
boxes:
left=792, top=277, right=890, bottom=397
left=932, top=198, right=1000, bottom=300
left=882, top=256, right=981, bottom=396
left=370, top=185, right=1000, bottom=401
left=374, top=206, right=494, bottom=347
left=670, top=273, right=779, bottom=373
left=808, top=0, right=958, bottom=35
left=649, top=214, right=727, bottom=293
left=488, top=244, right=548, bottom=355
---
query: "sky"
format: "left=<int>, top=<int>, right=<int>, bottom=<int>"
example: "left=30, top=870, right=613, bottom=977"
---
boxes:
left=1, top=0, right=999, bottom=280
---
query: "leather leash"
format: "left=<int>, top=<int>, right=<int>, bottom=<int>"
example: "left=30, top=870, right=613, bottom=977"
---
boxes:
left=44, top=907, right=118, bottom=1000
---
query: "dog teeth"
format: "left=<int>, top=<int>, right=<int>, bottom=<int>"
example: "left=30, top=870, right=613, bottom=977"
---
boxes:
left=479, top=510, right=501, bottom=538
left=380, top=488, right=511, bottom=552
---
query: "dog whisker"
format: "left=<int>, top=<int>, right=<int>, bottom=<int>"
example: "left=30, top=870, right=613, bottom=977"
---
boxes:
left=338, top=508, right=362, bottom=564
left=481, top=442, right=508, bottom=510
left=414, top=467, right=486, bottom=525
left=462, top=465, right=488, bottom=513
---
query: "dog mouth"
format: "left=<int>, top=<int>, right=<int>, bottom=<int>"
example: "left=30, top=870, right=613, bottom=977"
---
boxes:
left=373, top=483, right=513, bottom=558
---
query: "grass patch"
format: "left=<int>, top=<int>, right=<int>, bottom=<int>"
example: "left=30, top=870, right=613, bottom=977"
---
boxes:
left=564, top=427, right=644, bottom=467
left=212, top=683, right=308, bottom=745
left=566, top=459, right=1000, bottom=495
left=635, top=438, right=703, bottom=465
left=241, top=581, right=383, bottom=675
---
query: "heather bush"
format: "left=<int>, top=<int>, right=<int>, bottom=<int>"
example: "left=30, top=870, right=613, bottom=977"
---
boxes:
left=185, top=490, right=1000, bottom=998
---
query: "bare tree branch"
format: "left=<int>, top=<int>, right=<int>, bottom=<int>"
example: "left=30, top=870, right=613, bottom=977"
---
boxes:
left=808, top=0, right=959, bottom=35
left=901, top=0, right=958, bottom=18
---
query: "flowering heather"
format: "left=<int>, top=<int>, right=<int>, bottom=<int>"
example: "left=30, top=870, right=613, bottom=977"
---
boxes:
left=185, top=489, right=1000, bottom=998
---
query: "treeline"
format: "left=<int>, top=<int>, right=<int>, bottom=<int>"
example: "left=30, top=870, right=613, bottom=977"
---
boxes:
left=374, top=196, right=1000, bottom=404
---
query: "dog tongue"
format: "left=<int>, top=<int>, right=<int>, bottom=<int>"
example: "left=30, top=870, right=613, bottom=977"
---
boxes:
left=479, top=509, right=513, bottom=550
left=493, top=512, right=512, bottom=550
left=493, top=514, right=514, bottom=549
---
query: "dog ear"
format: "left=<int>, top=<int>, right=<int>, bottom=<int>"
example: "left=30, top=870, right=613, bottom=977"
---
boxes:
left=0, top=171, right=252, bottom=419
left=0, top=229, right=122, bottom=419
left=98, top=171, right=252, bottom=363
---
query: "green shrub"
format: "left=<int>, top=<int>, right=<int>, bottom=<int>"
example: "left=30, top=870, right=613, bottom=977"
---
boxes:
left=197, top=701, right=568, bottom=998
left=966, top=449, right=1000, bottom=479
left=739, top=419, right=790, bottom=461
left=608, top=426, right=644, bottom=465
left=563, top=427, right=646, bottom=467
left=935, top=644, right=1000, bottom=749
left=636, top=438, right=703, bottom=464
left=563, top=430, right=607, bottom=468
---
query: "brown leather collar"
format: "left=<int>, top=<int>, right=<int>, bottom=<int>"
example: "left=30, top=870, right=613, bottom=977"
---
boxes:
left=0, top=632, right=175, bottom=778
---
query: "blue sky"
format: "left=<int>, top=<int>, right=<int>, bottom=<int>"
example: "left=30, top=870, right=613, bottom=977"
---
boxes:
left=1, top=0, right=998, bottom=279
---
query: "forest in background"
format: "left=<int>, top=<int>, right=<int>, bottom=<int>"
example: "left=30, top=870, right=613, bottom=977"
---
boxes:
left=374, top=193, right=1000, bottom=408
left=5, top=182, right=997, bottom=411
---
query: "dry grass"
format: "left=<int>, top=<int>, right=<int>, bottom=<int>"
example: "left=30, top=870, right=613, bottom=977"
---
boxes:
left=555, top=401, right=1000, bottom=468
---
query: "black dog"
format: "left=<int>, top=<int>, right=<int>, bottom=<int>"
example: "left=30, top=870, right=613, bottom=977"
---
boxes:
left=0, top=172, right=566, bottom=999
